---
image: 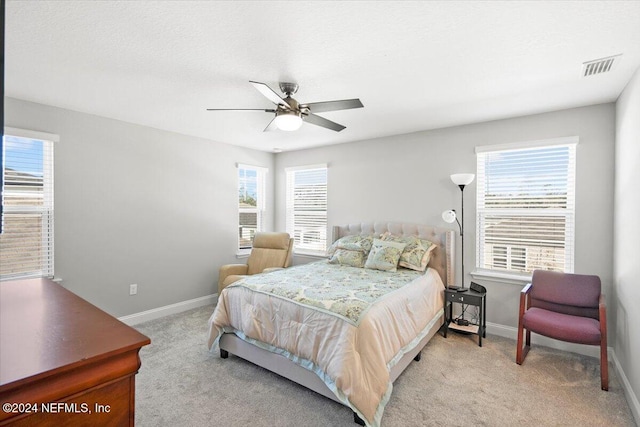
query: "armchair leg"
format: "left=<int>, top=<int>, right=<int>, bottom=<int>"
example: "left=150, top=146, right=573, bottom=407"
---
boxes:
left=600, top=341, right=609, bottom=391
left=516, top=323, right=530, bottom=364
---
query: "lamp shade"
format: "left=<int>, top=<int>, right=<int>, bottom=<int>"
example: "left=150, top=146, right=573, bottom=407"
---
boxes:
left=442, top=210, right=457, bottom=224
left=274, top=111, right=303, bottom=131
left=450, top=173, right=475, bottom=186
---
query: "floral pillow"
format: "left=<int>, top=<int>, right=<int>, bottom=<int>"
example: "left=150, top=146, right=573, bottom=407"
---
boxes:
left=328, top=248, right=367, bottom=268
left=381, top=233, right=437, bottom=272
left=364, top=239, right=407, bottom=272
left=326, top=235, right=374, bottom=258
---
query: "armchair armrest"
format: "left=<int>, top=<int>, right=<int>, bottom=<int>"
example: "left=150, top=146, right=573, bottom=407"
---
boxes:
left=599, top=293, right=607, bottom=324
left=262, top=267, right=284, bottom=274
left=218, top=264, right=248, bottom=290
left=516, top=282, right=533, bottom=364
left=519, top=282, right=533, bottom=316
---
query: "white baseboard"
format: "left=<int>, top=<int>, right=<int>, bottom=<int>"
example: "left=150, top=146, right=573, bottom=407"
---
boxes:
left=610, top=351, right=640, bottom=424
left=487, top=321, right=639, bottom=425
left=118, top=294, right=218, bottom=326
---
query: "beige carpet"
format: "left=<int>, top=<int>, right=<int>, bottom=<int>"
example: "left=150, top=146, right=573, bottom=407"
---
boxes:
left=134, top=305, right=636, bottom=426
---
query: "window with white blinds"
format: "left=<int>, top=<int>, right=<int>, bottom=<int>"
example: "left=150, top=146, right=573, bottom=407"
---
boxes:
left=475, top=137, right=577, bottom=275
left=1, top=130, right=55, bottom=280
left=238, top=164, right=266, bottom=251
left=285, top=165, right=327, bottom=256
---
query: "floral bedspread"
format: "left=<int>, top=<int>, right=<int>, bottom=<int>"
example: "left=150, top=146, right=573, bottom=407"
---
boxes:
left=227, top=260, right=422, bottom=325
left=208, top=260, right=444, bottom=427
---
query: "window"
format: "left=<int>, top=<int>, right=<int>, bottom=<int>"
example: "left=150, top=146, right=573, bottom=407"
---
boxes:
left=476, top=137, right=577, bottom=275
left=1, top=129, right=56, bottom=280
left=238, top=164, right=266, bottom=251
left=285, top=165, right=328, bottom=256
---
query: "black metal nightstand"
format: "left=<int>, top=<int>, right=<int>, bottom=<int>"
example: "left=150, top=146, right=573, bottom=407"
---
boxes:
left=443, top=282, right=487, bottom=346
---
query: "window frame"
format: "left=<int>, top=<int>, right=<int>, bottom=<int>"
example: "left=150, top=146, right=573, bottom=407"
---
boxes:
left=237, top=163, right=267, bottom=255
left=1, top=127, right=57, bottom=281
left=472, top=136, right=578, bottom=283
left=285, top=164, right=328, bottom=257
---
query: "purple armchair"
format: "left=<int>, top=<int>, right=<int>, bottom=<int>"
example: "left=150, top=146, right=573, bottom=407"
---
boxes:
left=516, top=270, right=608, bottom=391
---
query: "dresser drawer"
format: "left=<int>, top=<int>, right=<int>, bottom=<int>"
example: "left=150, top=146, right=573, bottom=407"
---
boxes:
left=446, top=291, right=483, bottom=305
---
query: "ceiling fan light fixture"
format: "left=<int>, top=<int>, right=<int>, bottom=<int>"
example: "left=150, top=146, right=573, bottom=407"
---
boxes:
left=274, top=111, right=303, bottom=131
left=207, top=81, right=363, bottom=132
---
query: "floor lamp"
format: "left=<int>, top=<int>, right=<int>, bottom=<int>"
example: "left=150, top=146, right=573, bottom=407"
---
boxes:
left=442, top=173, right=475, bottom=292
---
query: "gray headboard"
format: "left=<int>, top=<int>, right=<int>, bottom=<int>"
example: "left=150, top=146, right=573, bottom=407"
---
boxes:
left=332, top=222, right=456, bottom=287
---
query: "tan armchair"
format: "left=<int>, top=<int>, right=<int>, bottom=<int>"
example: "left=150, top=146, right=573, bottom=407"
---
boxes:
left=218, top=232, right=294, bottom=294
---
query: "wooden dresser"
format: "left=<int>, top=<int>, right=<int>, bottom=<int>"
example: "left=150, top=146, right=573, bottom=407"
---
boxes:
left=0, top=278, right=150, bottom=426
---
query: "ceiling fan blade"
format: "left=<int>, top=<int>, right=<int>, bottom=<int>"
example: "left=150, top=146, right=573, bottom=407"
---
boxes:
left=302, top=98, right=363, bottom=113
left=206, top=108, right=276, bottom=112
left=263, top=116, right=278, bottom=132
left=250, top=81, right=292, bottom=109
left=304, top=113, right=346, bottom=132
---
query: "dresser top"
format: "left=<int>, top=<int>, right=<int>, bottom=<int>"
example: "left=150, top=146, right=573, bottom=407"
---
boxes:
left=0, top=278, right=150, bottom=388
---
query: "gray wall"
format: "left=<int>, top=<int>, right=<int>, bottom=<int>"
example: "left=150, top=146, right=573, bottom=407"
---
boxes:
left=275, top=103, right=615, bottom=334
left=5, top=97, right=274, bottom=317
left=615, top=66, right=640, bottom=415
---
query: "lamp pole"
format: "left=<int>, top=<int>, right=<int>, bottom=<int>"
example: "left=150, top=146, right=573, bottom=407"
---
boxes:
left=458, top=183, right=466, bottom=290
left=449, top=173, right=475, bottom=290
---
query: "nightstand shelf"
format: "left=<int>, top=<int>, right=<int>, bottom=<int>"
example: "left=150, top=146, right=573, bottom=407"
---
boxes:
left=447, top=322, right=480, bottom=334
left=443, top=283, right=487, bottom=346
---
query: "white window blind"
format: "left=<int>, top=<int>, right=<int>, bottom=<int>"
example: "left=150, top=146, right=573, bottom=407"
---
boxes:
left=1, top=131, right=55, bottom=280
left=238, top=164, right=266, bottom=250
left=476, top=138, right=577, bottom=275
left=285, top=165, right=327, bottom=255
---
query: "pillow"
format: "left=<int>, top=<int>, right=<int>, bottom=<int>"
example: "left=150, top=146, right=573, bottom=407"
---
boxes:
left=326, top=235, right=374, bottom=257
left=328, top=248, right=367, bottom=268
left=364, top=239, right=407, bottom=272
left=381, top=233, right=437, bottom=272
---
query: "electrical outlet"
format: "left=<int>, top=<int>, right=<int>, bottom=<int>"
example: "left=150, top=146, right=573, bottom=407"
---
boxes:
left=129, top=284, right=138, bottom=295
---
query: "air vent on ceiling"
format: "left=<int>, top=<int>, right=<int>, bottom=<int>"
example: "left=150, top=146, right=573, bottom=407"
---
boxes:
left=582, top=54, right=622, bottom=77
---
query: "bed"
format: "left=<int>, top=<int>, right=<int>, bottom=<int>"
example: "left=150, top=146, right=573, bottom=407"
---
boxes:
left=208, top=222, right=455, bottom=427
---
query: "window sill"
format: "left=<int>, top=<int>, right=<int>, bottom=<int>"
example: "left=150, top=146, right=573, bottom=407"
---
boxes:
left=294, top=251, right=327, bottom=259
left=235, top=251, right=250, bottom=259
left=470, top=269, right=531, bottom=285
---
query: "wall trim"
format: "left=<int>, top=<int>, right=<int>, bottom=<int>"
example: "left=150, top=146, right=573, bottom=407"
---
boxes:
left=611, top=351, right=640, bottom=425
left=470, top=269, right=531, bottom=286
left=118, top=294, right=218, bottom=326
left=4, top=126, right=61, bottom=142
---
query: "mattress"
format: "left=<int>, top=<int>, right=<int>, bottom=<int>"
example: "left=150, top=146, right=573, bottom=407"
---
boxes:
left=208, top=260, right=445, bottom=427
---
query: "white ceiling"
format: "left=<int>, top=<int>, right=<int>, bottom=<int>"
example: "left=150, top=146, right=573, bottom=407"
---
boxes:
left=5, top=1, right=640, bottom=152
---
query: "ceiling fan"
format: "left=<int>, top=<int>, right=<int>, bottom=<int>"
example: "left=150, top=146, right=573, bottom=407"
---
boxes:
left=207, top=81, right=364, bottom=132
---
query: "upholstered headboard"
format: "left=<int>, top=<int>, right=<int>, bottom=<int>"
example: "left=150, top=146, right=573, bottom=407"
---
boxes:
left=332, top=222, right=456, bottom=287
